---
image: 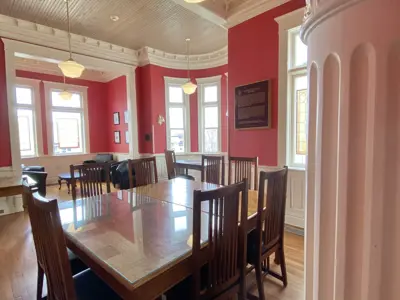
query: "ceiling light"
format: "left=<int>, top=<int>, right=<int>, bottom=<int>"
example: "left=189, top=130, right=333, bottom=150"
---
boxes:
left=184, top=0, right=206, bottom=3
left=59, top=90, right=73, bottom=101
left=181, top=38, right=197, bottom=95
left=110, top=15, right=120, bottom=22
left=58, top=0, right=85, bottom=79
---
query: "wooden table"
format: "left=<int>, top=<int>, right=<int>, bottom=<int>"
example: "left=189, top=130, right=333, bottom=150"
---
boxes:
left=175, top=159, right=203, bottom=175
left=58, top=172, right=81, bottom=194
left=60, top=179, right=260, bottom=299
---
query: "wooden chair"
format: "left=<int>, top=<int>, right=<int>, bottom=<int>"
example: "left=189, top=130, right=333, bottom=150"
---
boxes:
left=228, top=156, right=259, bottom=190
left=22, top=181, right=120, bottom=300
left=22, top=180, right=88, bottom=300
left=246, top=167, right=289, bottom=300
left=164, top=149, right=195, bottom=181
left=128, top=156, right=158, bottom=188
left=201, top=155, right=225, bottom=185
left=70, top=163, right=111, bottom=201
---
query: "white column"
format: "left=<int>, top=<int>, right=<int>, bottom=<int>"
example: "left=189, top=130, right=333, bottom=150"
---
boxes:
left=302, top=0, right=400, bottom=299
left=126, top=68, right=139, bottom=158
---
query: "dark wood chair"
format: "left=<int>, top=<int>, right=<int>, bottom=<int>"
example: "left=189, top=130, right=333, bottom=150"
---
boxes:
left=128, top=156, right=158, bottom=188
left=22, top=181, right=120, bottom=300
left=246, top=167, right=289, bottom=300
left=228, top=156, right=259, bottom=190
left=201, top=155, right=225, bottom=185
left=70, top=163, right=111, bottom=201
left=165, top=149, right=195, bottom=181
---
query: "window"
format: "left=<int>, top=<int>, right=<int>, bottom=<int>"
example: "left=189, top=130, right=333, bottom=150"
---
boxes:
left=45, top=82, right=89, bottom=155
left=287, top=28, right=308, bottom=168
left=15, top=79, right=41, bottom=157
left=197, top=76, right=222, bottom=153
left=164, top=77, right=190, bottom=153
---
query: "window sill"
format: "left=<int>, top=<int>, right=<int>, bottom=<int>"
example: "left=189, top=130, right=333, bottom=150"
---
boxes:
left=21, top=153, right=93, bottom=160
left=288, top=166, right=306, bottom=172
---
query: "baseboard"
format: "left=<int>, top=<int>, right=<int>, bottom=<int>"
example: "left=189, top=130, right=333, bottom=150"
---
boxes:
left=285, top=224, right=304, bottom=236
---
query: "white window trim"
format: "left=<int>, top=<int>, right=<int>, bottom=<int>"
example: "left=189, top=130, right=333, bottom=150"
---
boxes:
left=43, top=81, right=90, bottom=156
left=196, top=75, right=222, bottom=153
left=275, top=8, right=305, bottom=169
left=15, top=77, right=43, bottom=157
left=164, top=76, right=191, bottom=154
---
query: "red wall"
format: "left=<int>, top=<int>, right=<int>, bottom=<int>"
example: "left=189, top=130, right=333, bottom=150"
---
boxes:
left=136, top=64, right=228, bottom=154
left=16, top=70, right=110, bottom=154
left=0, top=40, right=12, bottom=167
left=228, top=0, right=305, bottom=165
left=106, top=76, right=128, bottom=153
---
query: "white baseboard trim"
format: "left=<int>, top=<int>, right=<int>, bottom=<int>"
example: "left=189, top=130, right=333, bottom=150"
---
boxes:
left=285, top=214, right=305, bottom=228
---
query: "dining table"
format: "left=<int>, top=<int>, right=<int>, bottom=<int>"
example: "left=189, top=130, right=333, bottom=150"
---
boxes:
left=59, top=178, right=260, bottom=299
left=174, top=159, right=204, bottom=175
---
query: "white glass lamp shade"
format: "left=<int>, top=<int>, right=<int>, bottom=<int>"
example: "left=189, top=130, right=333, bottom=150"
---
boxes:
left=182, top=81, right=197, bottom=95
left=59, top=90, right=73, bottom=101
left=184, top=0, right=205, bottom=3
left=58, top=58, right=85, bottom=78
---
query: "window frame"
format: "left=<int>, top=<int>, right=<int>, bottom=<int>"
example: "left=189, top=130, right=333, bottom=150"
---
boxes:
left=43, top=81, right=90, bottom=156
left=15, top=77, right=43, bottom=158
left=196, top=75, right=222, bottom=153
left=286, top=27, right=308, bottom=169
left=164, top=77, right=191, bottom=154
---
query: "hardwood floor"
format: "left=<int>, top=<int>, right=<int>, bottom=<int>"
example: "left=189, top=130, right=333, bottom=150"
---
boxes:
left=0, top=184, right=304, bottom=300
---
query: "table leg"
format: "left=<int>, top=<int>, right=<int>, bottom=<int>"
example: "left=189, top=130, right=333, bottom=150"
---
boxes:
left=58, top=178, right=62, bottom=190
left=66, top=180, right=71, bottom=194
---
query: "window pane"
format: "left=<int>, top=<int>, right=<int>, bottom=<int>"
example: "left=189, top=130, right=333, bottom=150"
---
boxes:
left=204, top=86, right=218, bottom=103
left=204, top=106, right=218, bottom=128
left=169, top=107, right=184, bottom=129
left=16, top=87, right=33, bottom=105
left=17, top=109, right=35, bottom=156
left=169, top=86, right=183, bottom=103
left=204, top=129, right=218, bottom=153
left=52, top=111, right=83, bottom=154
left=52, top=91, right=81, bottom=108
left=170, top=129, right=185, bottom=153
left=294, top=76, right=308, bottom=156
left=294, top=33, right=307, bottom=67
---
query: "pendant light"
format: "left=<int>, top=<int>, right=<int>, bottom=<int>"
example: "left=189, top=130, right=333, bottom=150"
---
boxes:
left=181, top=38, right=197, bottom=95
left=184, top=0, right=206, bottom=3
left=59, top=76, right=73, bottom=101
left=58, top=0, right=85, bottom=78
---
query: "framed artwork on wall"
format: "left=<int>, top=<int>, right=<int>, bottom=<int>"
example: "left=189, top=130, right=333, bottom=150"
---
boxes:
left=113, top=112, right=120, bottom=125
left=234, top=80, right=271, bottom=129
left=114, top=131, right=121, bottom=144
left=124, top=110, right=129, bottom=124
left=125, top=130, right=129, bottom=144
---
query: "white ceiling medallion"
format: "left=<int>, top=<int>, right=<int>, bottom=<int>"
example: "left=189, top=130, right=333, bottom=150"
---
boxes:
left=110, top=15, right=120, bottom=22
left=58, top=0, right=85, bottom=78
left=182, top=38, right=197, bottom=95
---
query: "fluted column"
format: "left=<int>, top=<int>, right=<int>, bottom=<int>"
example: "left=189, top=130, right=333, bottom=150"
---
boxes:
left=302, top=0, right=400, bottom=299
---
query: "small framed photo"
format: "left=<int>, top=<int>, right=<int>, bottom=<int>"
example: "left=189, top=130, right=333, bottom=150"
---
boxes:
left=113, top=112, right=120, bottom=125
left=124, top=110, right=129, bottom=124
left=114, top=131, right=121, bottom=144
left=125, top=130, right=129, bottom=144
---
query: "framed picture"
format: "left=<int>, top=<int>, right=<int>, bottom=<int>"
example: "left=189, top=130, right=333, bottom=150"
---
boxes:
left=124, top=110, right=129, bottom=124
left=234, top=80, right=271, bottom=129
left=125, top=130, right=129, bottom=144
left=113, top=112, right=120, bottom=125
left=114, top=131, right=121, bottom=144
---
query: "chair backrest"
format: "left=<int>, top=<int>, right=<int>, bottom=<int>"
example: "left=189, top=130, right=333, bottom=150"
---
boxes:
left=128, top=156, right=158, bottom=188
left=192, top=179, right=248, bottom=299
left=164, top=149, right=177, bottom=180
left=201, top=155, right=225, bottom=185
left=23, top=181, right=76, bottom=300
left=70, top=163, right=111, bottom=200
left=228, top=156, right=259, bottom=190
left=256, top=166, right=288, bottom=250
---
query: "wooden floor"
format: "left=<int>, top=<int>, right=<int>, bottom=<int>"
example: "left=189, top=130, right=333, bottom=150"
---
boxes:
left=0, top=185, right=304, bottom=300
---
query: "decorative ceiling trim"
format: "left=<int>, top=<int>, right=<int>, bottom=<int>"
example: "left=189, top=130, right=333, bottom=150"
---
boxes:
left=137, top=46, right=228, bottom=70
left=226, top=0, right=291, bottom=28
left=0, top=14, right=139, bottom=66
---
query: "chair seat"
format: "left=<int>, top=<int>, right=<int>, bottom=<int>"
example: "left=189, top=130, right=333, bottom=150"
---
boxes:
left=67, top=249, right=88, bottom=275
left=246, top=230, right=276, bottom=265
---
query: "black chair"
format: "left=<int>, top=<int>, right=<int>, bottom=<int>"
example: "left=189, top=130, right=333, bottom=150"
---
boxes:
left=111, top=160, right=135, bottom=190
left=22, top=166, right=47, bottom=196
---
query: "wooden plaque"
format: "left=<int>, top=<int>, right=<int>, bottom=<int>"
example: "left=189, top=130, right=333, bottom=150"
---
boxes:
left=235, top=80, right=271, bottom=129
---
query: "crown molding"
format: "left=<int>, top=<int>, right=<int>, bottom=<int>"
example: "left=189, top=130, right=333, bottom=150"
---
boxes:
left=0, top=14, right=139, bottom=66
left=275, top=8, right=304, bottom=29
left=226, top=0, right=291, bottom=28
left=137, top=46, right=228, bottom=70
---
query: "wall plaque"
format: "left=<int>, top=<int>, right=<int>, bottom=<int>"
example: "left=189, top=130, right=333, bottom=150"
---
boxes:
left=235, top=80, right=271, bottom=129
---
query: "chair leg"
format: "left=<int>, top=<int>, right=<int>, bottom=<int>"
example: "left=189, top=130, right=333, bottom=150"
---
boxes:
left=37, top=264, right=44, bottom=300
left=279, top=246, right=288, bottom=287
left=255, top=263, right=265, bottom=300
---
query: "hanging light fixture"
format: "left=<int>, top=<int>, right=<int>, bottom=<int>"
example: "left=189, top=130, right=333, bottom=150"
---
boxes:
left=58, top=0, right=85, bottom=78
left=59, top=76, right=72, bottom=101
left=184, top=0, right=206, bottom=3
left=181, top=38, right=197, bottom=95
